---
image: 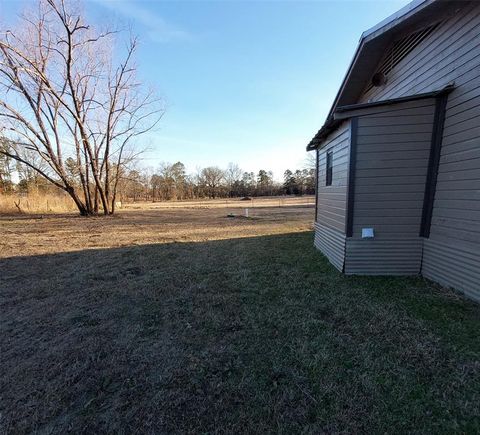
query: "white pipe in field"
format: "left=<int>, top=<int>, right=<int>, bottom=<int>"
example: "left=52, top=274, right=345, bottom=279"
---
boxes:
left=245, top=208, right=249, bottom=218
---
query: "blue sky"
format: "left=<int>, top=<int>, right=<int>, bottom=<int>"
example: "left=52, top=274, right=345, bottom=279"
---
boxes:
left=2, top=0, right=409, bottom=180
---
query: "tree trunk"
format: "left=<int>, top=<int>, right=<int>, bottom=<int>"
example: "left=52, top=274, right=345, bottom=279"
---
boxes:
left=65, top=186, right=90, bottom=216
left=94, top=187, right=99, bottom=214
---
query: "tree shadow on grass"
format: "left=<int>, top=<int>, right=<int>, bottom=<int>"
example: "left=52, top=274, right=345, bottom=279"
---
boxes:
left=1, top=232, right=479, bottom=434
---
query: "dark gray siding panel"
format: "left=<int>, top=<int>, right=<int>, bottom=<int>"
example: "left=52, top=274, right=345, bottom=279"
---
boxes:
left=344, top=101, right=435, bottom=274
left=314, top=222, right=346, bottom=272
left=356, top=5, right=480, bottom=294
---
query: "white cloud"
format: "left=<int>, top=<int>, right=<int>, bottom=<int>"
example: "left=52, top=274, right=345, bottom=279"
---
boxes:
left=92, top=0, right=191, bottom=43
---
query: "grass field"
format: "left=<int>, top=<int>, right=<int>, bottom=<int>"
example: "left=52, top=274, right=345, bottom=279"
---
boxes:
left=1, top=198, right=479, bottom=433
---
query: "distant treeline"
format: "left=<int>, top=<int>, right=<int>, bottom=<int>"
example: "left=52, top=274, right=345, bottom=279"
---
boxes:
left=114, top=162, right=315, bottom=202
left=0, top=156, right=315, bottom=202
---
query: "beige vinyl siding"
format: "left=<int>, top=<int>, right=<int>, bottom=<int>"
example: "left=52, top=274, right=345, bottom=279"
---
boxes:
left=316, top=122, right=350, bottom=231
left=314, top=222, right=345, bottom=272
left=314, top=121, right=350, bottom=271
left=361, top=3, right=480, bottom=103
left=344, top=101, right=436, bottom=275
left=422, top=238, right=480, bottom=301
left=345, top=239, right=424, bottom=275
left=358, top=4, right=480, bottom=299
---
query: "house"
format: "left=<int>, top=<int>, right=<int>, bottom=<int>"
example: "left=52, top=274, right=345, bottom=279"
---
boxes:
left=307, top=0, right=480, bottom=301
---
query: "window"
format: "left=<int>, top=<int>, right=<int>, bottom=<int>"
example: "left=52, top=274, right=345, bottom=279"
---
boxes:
left=326, top=151, right=333, bottom=186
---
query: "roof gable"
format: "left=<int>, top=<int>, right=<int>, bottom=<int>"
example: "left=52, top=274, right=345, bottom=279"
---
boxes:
left=307, top=0, right=468, bottom=151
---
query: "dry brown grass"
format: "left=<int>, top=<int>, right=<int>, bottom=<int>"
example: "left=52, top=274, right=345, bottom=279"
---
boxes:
left=124, top=195, right=315, bottom=210
left=0, top=197, right=314, bottom=258
left=0, top=192, right=76, bottom=214
left=0, top=193, right=314, bottom=215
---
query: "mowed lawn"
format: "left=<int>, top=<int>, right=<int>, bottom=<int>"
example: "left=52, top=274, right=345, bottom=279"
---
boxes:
left=1, top=200, right=479, bottom=433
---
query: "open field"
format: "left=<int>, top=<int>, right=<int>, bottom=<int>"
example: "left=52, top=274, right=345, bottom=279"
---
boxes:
left=0, top=193, right=315, bottom=215
left=1, top=200, right=480, bottom=433
left=0, top=197, right=313, bottom=257
left=123, top=195, right=315, bottom=210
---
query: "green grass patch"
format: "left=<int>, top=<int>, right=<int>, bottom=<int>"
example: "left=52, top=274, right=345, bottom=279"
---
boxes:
left=1, top=231, right=479, bottom=433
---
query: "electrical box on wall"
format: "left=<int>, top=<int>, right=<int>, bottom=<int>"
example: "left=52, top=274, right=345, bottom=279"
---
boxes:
left=362, top=228, right=374, bottom=238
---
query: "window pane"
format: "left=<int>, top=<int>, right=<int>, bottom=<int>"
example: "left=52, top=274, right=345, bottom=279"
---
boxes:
left=326, top=151, right=333, bottom=186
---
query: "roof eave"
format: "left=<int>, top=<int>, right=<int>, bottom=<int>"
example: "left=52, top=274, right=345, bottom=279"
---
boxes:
left=306, top=84, right=454, bottom=151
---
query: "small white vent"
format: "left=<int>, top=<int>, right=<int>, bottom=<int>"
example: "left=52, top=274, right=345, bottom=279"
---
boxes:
left=365, top=23, right=441, bottom=92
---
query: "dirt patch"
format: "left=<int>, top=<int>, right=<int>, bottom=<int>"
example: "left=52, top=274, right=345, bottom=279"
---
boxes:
left=0, top=203, right=314, bottom=258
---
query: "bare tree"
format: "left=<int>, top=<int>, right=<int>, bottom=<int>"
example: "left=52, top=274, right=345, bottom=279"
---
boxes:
left=225, top=162, right=242, bottom=197
left=199, top=166, right=225, bottom=199
left=304, top=153, right=316, bottom=171
left=0, top=0, right=164, bottom=215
